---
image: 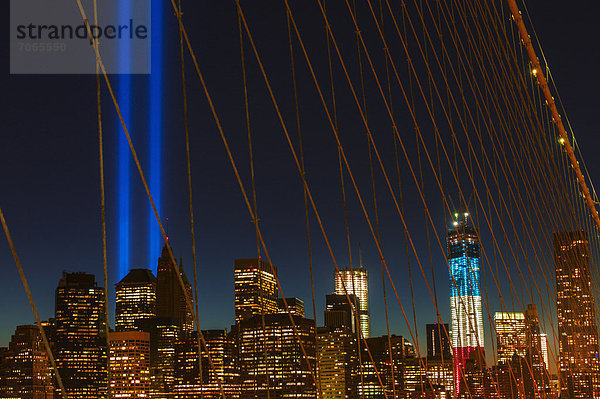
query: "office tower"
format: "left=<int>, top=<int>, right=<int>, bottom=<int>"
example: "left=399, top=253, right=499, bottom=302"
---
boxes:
left=356, top=335, right=409, bottom=398
left=0, top=325, right=54, bottom=399
left=234, top=258, right=278, bottom=322
left=334, top=267, right=370, bottom=338
left=524, top=303, right=550, bottom=395
left=156, top=244, right=194, bottom=334
left=109, top=331, right=151, bottom=397
left=235, top=313, right=316, bottom=399
left=55, top=272, right=107, bottom=398
left=136, top=316, right=181, bottom=395
left=115, top=268, right=157, bottom=331
left=456, top=348, right=496, bottom=398
left=427, top=323, right=451, bottom=360
left=324, top=293, right=356, bottom=331
left=404, top=356, right=453, bottom=397
left=540, top=333, right=549, bottom=368
left=494, top=354, right=538, bottom=399
left=174, top=329, right=240, bottom=398
left=448, top=213, right=484, bottom=396
left=278, top=297, right=305, bottom=317
left=554, top=231, right=600, bottom=398
left=317, top=326, right=357, bottom=399
left=494, top=312, right=526, bottom=364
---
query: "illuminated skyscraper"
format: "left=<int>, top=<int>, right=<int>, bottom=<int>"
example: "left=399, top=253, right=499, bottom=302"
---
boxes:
left=540, top=333, right=549, bottom=368
left=156, top=244, right=194, bottom=335
left=174, top=329, right=240, bottom=397
left=0, top=325, right=54, bottom=399
left=524, top=303, right=551, bottom=395
left=116, top=268, right=157, bottom=332
left=357, top=335, right=409, bottom=398
left=55, top=272, right=107, bottom=399
left=554, top=231, right=600, bottom=398
left=334, top=267, right=369, bottom=338
left=234, top=258, right=278, bottom=322
left=109, top=331, right=151, bottom=397
left=137, top=316, right=181, bottom=395
left=317, top=326, right=356, bottom=399
left=448, top=213, right=483, bottom=396
left=494, top=312, right=526, bottom=364
left=235, top=313, right=316, bottom=399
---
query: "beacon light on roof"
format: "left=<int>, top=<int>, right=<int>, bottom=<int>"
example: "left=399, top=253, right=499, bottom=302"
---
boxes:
left=454, top=213, right=459, bottom=218
left=464, top=212, right=469, bottom=217
left=453, top=221, right=458, bottom=226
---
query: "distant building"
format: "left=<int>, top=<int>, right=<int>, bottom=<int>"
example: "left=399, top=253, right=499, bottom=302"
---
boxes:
left=234, top=258, right=278, bottom=322
left=156, top=244, right=194, bottom=335
left=174, top=329, right=240, bottom=398
left=448, top=213, right=484, bottom=396
left=109, top=331, right=151, bottom=397
left=494, top=312, right=526, bottom=364
left=554, top=231, right=600, bottom=398
left=234, top=313, right=316, bottom=399
left=524, top=304, right=550, bottom=395
left=334, top=267, right=370, bottom=338
left=136, top=316, right=181, bottom=396
left=426, top=323, right=451, bottom=360
left=0, top=325, right=54, bottom=399
left=324, top=293, right=356, bottom=331
left=317, top=326, right=356, bottom=399
left=115, top=268, right=157, bottom=332
left=278, top=297, right=305, bottom=317
left=54, top=272, right=107, bottom=398
left=356, top=335, right=409, bottom=398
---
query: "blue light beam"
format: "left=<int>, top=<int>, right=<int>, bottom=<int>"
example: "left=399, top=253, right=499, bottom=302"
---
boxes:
left=149, top=0, right=163, bottom=270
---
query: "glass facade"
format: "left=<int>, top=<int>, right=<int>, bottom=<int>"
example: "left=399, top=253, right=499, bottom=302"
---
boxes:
left=447, top=213, right=483, bottom=396
left=115, top=268, right=157, bottom=332
left=55, top=272, right=107, bottom=398
left=334, top=268, right=369, bottom=338
left=554, top=231, right=600, bottom=398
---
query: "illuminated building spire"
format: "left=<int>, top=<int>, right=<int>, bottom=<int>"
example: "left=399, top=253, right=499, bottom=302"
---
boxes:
left=448, top=211, right=483, bottom=397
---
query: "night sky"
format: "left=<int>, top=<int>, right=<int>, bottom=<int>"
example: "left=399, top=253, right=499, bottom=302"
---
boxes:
left=2, top=0, right=600, bottom=370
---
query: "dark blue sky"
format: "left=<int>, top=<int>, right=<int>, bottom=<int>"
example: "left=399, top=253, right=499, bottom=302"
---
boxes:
left=2, top=0, right=600, bottom=370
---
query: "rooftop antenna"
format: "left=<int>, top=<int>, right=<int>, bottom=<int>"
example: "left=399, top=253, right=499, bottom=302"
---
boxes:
left=359, top=242, right=363, bottom=269
left=165, top=217, right=169, bottom=241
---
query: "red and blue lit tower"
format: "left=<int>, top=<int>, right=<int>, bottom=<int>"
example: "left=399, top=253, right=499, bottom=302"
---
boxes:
left=448, top=213, right=484, bottom=396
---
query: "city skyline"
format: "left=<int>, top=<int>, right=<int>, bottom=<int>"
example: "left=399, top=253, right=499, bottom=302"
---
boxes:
left=3, top=0, right=600, bottom=397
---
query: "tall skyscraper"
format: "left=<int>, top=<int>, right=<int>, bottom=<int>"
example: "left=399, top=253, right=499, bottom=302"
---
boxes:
left=554, top=231, right=600, bottom=398
left=235, top=313, right=316, bottom=399
left=317, top=326, right=357, bottom=399
left=524, top=303, right=550, bottom=395
left=0, top=325, right=54, bottom=399
left=494, top=312, right=526, bottom=364
left=448, top=213, right=484, bottom=396
left=174, top=329, right=240, bottom=397
left=234, top=258, right=278, bottom=322
left=427, top=323, right=451, bottom=360
left=137, top=316, right=181, bottom=395
left=109, top=331, right=151, bottom=397
left=115, top=268, right=157, bottom=331
left=156, top=244, right=194, bottom=334
left=334, top=267, right=370, bottom=338
left=55, top=272, right=107, bottom=398
left=357, top=335, right=410, bottom=398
